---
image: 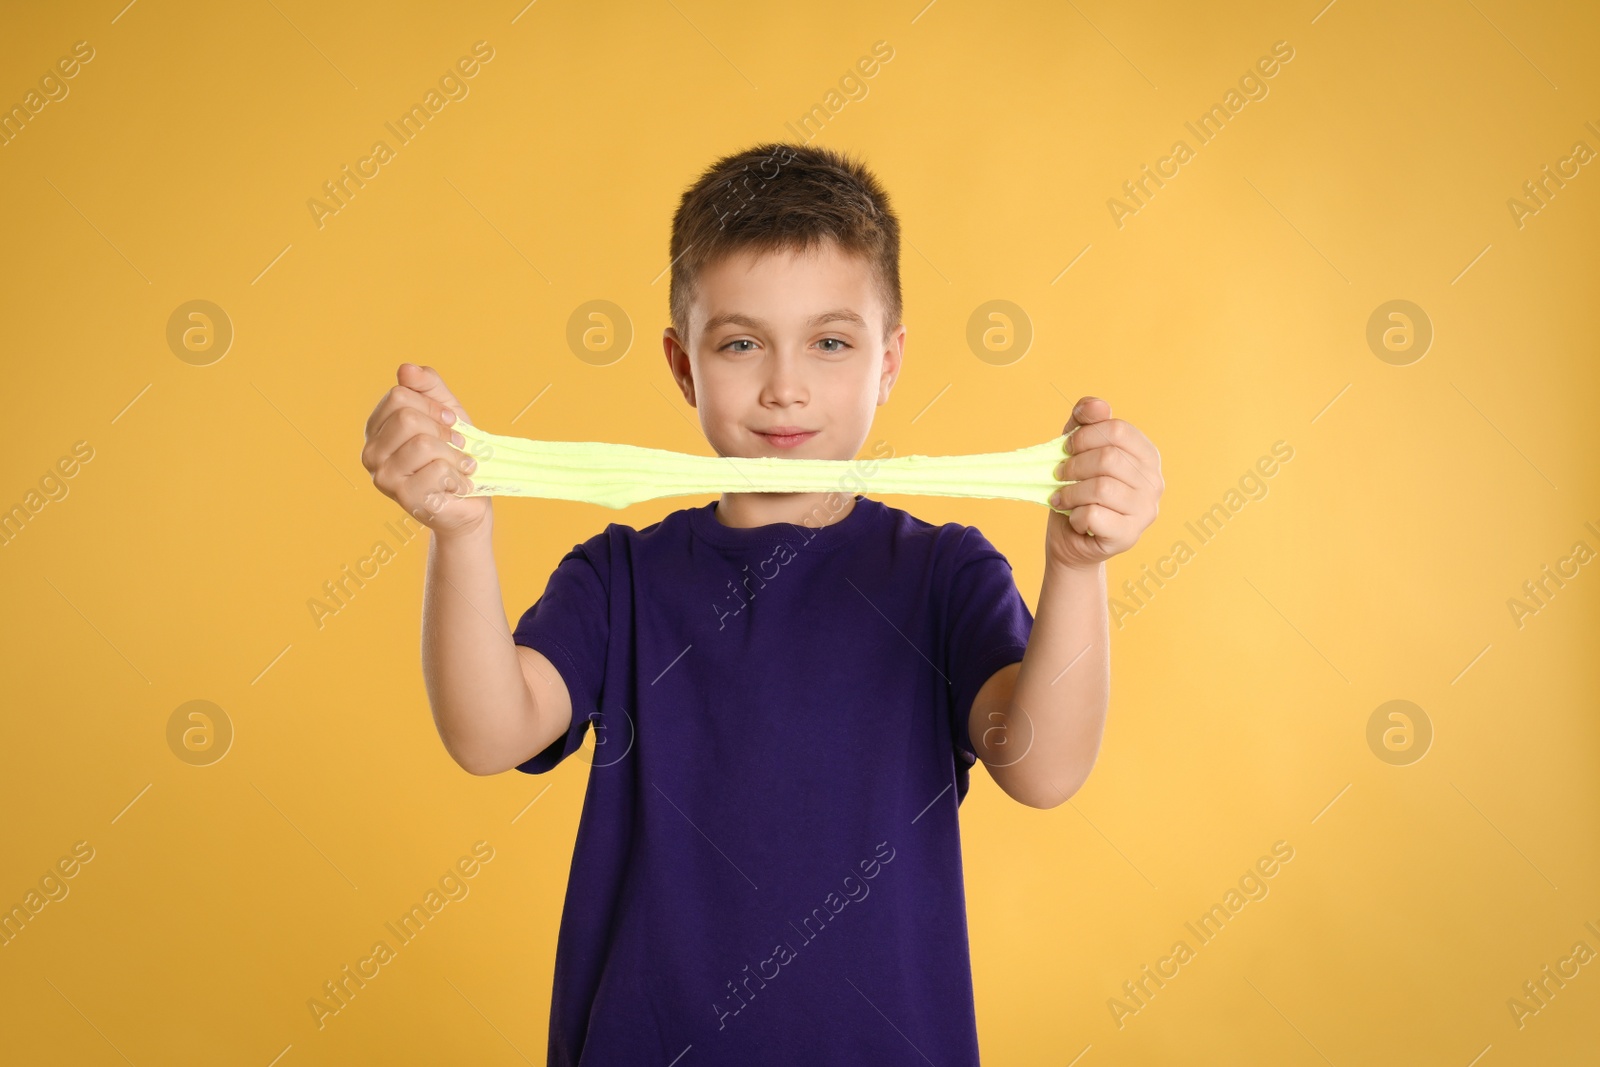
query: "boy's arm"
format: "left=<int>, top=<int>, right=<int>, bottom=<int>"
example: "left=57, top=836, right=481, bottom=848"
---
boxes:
left=361, top=363, right=575, bottom=775
left=971, top=396, right=1161, bottom=809
left=422, top=516, right=574, bottom=775
left=970, top=561, right=1109, bottom=809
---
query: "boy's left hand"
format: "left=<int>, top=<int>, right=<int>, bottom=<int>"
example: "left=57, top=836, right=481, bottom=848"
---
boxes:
left=1047, top=396, right=1163, bottom=570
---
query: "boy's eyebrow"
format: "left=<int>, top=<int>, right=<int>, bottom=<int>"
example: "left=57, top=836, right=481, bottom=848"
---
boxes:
left=701, top=308, right=869, bottom=334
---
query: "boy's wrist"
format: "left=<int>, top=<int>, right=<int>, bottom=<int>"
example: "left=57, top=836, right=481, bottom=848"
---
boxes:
left=430, top=510, right=495, bottom=548
left=1045, top=555, right=1105, bottom=580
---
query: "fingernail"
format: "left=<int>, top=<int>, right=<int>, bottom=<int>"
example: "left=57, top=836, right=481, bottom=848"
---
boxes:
left=452, top=432, right=465, bottom=447
left=441, top=409, right=456, bottom=424
left=464, top=456, right=477, bottom=471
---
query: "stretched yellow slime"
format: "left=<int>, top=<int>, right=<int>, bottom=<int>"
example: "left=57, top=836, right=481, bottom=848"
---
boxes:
left=451, top=422, right=1074, bottom=512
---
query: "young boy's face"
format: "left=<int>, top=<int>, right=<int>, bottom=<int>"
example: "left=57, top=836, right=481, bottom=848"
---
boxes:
left=663, top=239, right=905, bottom=462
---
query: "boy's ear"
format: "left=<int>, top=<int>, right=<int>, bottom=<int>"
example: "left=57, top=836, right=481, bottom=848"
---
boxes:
left=877, top=322, right=906, bottom=406
left=662, top=327, right=696, bottom=407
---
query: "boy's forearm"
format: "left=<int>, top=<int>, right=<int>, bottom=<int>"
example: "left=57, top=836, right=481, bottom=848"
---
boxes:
left=420, top=512, right=535, bottom=774
left=997, top=561, right=1110, bottom=806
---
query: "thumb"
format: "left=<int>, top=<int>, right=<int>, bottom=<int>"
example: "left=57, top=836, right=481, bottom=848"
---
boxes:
left=1063, top=395, right=1110, bottom=442
left=398, top=363, right=473, bottom=426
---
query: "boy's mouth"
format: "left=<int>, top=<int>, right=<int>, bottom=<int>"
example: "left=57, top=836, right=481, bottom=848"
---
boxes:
left=754, top=427, right=818, bottom=449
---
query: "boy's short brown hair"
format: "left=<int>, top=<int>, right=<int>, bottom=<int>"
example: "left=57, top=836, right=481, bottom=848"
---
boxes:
left=668, top=142, right=902, bottom=346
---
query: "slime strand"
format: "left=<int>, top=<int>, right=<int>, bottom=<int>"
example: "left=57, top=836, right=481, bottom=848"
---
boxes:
left=451, top=422, right=1074, bottom=512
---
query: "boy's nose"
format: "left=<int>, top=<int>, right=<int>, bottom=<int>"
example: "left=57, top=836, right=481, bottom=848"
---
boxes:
left=759, top=349, right=807, bottom=404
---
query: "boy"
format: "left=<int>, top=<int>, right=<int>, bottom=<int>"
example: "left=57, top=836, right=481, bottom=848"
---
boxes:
left=361, top=143, right=1162, bottom=1065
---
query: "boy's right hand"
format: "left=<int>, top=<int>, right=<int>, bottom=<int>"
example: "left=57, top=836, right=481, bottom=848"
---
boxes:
left=361, top=363, right=490, bottom=538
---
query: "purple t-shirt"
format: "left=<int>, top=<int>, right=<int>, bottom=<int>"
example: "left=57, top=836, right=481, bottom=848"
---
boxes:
left=511, top=494, right=1034, bottom=1066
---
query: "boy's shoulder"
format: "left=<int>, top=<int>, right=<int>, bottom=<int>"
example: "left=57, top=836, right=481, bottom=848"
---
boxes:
left=872, top=498, right=1011, bottom=557
left=884, top=500, right=1018, bottom=575
left=562, top=500, right=699, bottom=550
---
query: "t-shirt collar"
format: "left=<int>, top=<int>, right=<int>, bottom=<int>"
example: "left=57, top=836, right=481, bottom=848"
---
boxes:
left=688, top=494, right=879, bottom=553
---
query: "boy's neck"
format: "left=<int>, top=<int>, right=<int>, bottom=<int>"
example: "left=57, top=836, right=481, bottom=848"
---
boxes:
left=712, top=491, right=859, bottom=531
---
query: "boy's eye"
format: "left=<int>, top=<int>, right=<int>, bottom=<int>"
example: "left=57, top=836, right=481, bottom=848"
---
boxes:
left=719, top=338, right=851, bottom=353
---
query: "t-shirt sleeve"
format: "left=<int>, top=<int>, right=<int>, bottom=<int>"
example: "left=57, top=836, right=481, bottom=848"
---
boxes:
left=944, top=527, right=1034, bottom=768
left=510, top=537, right=610, bottom=775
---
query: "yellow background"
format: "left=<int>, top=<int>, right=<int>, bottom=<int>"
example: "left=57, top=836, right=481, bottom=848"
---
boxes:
left=3, top=0, right=1597, bottom=1063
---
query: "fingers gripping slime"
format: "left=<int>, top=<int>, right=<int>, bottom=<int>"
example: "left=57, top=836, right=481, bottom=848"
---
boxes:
left=451, top=422, right=1075, bottom=511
